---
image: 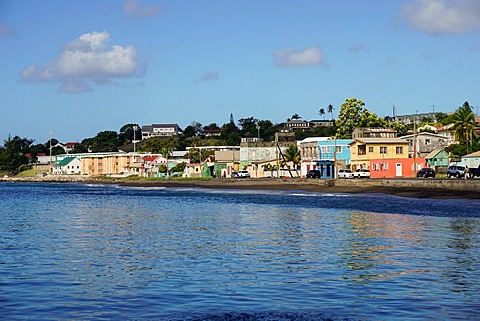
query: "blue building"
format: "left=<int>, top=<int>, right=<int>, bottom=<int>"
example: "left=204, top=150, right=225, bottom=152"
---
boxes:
left=299, top=137, right=353, bottom=178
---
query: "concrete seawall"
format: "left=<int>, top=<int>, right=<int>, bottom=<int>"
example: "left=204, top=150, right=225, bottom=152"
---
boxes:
left=331, top=178, right=480, bottom=193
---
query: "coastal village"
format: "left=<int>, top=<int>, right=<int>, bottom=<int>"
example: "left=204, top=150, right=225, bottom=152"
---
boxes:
left=6, top=99, right=480, bottom=181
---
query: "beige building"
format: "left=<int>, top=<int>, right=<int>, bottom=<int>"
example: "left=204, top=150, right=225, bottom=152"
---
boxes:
left=80, top=153, right=138, bottom=176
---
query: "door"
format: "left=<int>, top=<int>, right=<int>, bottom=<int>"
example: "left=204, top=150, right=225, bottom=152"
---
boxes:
left=396, top=163, right=402, bottom=176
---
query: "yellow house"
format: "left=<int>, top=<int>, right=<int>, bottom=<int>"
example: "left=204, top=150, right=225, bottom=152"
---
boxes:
left=80, top=153, right=138, bottom=176
left=349, top=138, right=409, bottom=171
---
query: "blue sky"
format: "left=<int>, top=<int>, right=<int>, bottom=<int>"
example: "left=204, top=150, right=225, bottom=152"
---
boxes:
left=1, top=0, right=480, bottom=144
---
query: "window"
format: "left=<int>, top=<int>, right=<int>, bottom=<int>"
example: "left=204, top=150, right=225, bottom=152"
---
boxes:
left=396, top=146, right=403, bottom=154
left=369, top=146, right=374, bottom=153
left=425, top=139, right=430, bottom=145
left=380, top=147, right=387, bottom=154
left=384, top=163, right=389, bottom=170
left=336, top=146, right=342, bottom=153
left=358, top=145, right=366, bottom=155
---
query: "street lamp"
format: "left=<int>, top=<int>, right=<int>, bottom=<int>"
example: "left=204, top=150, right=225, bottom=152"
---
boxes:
left=133, top=125, right=138, bottom=153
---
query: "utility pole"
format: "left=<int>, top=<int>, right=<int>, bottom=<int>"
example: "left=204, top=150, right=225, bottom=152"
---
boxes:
left=413, top=110, right=418, bottom=176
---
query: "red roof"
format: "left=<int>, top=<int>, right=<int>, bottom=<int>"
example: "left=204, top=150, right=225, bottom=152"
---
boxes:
left=143, top=156, right=158, bottom=162
left=65, top=142, right=79, bottom=147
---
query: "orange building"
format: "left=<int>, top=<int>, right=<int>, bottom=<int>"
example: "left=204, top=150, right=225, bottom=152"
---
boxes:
left=369, top=158, right=426, bottom=178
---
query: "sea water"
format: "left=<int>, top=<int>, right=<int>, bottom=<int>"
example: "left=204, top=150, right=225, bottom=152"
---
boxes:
left=1, top=182, right=479, bottom=320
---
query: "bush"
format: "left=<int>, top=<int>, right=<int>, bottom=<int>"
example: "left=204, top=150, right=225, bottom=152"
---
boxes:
left=18, top=164, right=31, bottom=173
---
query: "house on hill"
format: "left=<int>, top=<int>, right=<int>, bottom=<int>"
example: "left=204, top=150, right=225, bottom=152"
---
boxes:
left=141, top=124, right=182, bottom=139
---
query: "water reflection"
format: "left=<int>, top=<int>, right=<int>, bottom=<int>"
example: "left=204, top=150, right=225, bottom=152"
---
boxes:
left=1, top=183, right=479, bottom=320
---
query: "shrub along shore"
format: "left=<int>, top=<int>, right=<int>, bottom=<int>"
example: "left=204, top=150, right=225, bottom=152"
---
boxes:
left=2, top=175, right=480, bottom=200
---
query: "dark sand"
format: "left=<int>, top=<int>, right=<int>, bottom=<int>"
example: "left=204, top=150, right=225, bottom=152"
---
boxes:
left=111, top=178, right=480, bottom=200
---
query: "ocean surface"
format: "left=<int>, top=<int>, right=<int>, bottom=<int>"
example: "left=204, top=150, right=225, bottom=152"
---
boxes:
left=1, top=182, right=479, bottom=320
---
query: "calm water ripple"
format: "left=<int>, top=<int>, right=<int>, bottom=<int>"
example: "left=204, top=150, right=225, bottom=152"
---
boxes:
left=1, top=182, right=479, bottom=320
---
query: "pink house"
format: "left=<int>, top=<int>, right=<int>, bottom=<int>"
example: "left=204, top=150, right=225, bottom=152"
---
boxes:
left=369, top=158, right=427, bottom=178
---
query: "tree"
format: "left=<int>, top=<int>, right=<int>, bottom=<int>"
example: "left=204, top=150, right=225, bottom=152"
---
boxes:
left=0, top=135, right=34, bottom=173
left=203, top=123, right=220, bottom=131
left=221, top=122, right=241, bottom=145
left=282, top=144, right=301, bottom=171
left=319, top=108, right=325, bottom=119
left=450, top=102, right=476, bottom=154
left=185, top=147, right=214, bottom=164
left=257, top=120, right=278, bottom=141
left=183, top=125, right=197, bottom=138
left=140, top=136, right=178, bottom=154
left=327, top=104, right=335, bottom=120
left=119, top=124, right=141, bottom=144
left=291, top=113, right=301, bottom=120
left=435, top=112, right=450, bottom=125
left=88, top=131, right=122, bottom=152
left=335, top=98, right=386, bottom=138
left=238, top=117, right=259, bottom=137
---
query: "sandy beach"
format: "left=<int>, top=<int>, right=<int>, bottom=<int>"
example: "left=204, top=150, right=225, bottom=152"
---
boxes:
left=3, top=175, right=478, bottom=200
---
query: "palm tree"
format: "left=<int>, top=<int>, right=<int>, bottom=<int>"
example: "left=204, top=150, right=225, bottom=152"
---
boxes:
left=291, top=113, right=301, bottom=120
left=327, top=104, right=335, bottom=120
left=283, top=145, right=301, bottom=173
left=451, top=105, right=476, bottom=153
left=319, top=108, right=325, bottom=119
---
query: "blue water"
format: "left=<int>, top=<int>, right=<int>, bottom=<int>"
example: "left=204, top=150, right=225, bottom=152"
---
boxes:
left=1, top=182, right=479, bottom=320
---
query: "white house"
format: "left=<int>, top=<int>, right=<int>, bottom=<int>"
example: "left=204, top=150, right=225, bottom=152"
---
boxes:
left=141, top=124, right=182, bottom=139
left=53, top=156, right=81, bottom=175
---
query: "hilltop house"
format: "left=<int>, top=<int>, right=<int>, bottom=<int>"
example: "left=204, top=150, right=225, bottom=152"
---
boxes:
left=141, top=124, right=182, bottom=140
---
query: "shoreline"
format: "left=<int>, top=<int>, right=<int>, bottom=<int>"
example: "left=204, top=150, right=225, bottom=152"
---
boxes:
left=2, top=175, right=480, bottom=200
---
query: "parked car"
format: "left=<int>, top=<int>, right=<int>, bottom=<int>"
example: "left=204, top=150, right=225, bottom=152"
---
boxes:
left=354, top=169, right=371, bottom=178
left=237, top=170, right=251, bottom=178
left=306, top=169, right=321, bottom=178
left=447, top=165, right=465, bottom=178
left=231, top=171, right=239, bottom=178
left=416, top=168, right=436, bottom=178
left=338, top=169, right=354, bottom=179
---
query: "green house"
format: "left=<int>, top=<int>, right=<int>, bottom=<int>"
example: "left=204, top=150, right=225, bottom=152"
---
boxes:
left=425, top=149, right=449, bottom=167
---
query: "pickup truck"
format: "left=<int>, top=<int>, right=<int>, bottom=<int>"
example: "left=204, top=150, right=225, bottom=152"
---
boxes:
left=467, top=166, right=480, bottom=178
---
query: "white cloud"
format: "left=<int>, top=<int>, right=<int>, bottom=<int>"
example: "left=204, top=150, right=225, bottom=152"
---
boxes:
left=272, top=46, right=325, bottom=67
left=0, top=23, right=19, bottom=37
left=196, top=71, right=219, bottom=83
left=20, top=31, right=145, bottom=93
left=347, top=43, right=370, bottom=53
left=123, top=0, right=160, bottom=18
left=401, top=0, right=480, bottom=35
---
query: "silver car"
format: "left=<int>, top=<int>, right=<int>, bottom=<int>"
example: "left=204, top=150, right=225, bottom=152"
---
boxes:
left=447, top=165, right=465, bottom=178
left=237, top=170, right=251, bottom=178
left=338, top=169, right=354, bottom=179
